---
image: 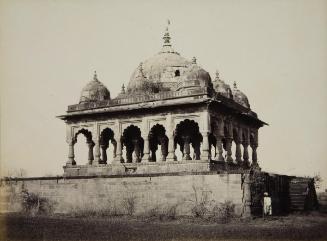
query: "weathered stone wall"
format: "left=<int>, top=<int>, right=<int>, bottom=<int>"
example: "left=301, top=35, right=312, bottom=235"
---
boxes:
left=0, top=173, right=244, bottom=216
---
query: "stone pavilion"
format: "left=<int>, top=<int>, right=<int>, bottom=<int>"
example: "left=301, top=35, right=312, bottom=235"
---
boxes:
left=58, top=25, right=267, bottom=177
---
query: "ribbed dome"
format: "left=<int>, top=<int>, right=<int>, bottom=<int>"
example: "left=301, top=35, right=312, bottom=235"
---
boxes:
left=185, top=59, right=211, bottom=83
left=212, top=71, right=233, bottom=98
left=79, top=72, right=110, bottom=103
left=127, top=27, right=191, bottom=92
left=177, top=58, right=211, bottom=91
left=128, top=63, right=148, bottom=90
left=232, top=82, right=250, bottom=108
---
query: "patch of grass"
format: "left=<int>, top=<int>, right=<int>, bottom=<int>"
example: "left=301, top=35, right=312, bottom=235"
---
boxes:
left=2, top=213, right=327, bottom=241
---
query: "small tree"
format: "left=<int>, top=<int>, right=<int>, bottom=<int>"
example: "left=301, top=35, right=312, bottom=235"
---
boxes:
left=314, top=173, right=323, bottom=190
left=190, top=186, right=213, bottom=218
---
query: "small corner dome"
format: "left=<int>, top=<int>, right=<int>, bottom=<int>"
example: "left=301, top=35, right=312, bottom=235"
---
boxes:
left=232, top=82, right=250, bottom=108
left=185, top=59, right=211, bottom=84
left=79, top=72, right=110, bottom=103
left=212, top=71, right=233, bottom=98
left=176, top=57, right=211, bottom=91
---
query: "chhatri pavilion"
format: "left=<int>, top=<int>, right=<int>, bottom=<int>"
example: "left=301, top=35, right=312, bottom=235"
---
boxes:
left=1, top=25, right=316, bottom=219
left=58, top=25, right=266, bottom=176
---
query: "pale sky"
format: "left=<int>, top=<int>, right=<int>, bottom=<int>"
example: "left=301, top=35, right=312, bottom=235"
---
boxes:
left=1, top=0, right=326, bottom=188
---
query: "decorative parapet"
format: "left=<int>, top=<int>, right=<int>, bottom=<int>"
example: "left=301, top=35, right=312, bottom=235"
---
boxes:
left=67, top=88, right=210, bottom=112
left=176, top=80, right=200, bottom=90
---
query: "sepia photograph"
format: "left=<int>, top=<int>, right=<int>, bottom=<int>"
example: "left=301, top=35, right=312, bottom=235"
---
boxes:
left=0, top=0, right=327, bottom=240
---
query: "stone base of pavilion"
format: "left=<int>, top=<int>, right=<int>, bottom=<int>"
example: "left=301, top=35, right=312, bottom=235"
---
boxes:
left=63, top=160, right=251, bottom=177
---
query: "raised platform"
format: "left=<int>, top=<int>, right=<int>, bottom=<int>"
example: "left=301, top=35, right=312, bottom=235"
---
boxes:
left=62, top=160, right=252, bottom=177
left=63, top=161, right=212, bottom=177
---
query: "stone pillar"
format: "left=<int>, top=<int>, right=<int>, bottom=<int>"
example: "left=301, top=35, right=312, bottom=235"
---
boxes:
left=132, top=139, right=141, bottom=163
left=192, top=142, right=201, bottom=160
left=182, top=136, right=191, bottom=160
left=215, top=118, right=225, bottom=162
left=242, top=128, right=250, bottom=167
left=67, top=139, right=76, bottom=165
left=225, top=137, right=234, bottom=163
left=166, top=133, right=176, bottom=162
left=87, top=141, right=95, bottom=165
left=93, top=138, right=100, bottom=165
left=241, top=173, right=252, bottom=219
left=166, top=114, right=176, bottom=162
left=112, top=140, right=117, bottom=158
left=235, top=141, right=242, bottom=164
left=200, top=111, right=211, bottom=161
left=100, top=144, right=108, bottom=164
left=242, top=143, right=250, bottom=167
left=114, top=136, right=123, bottom=163
left=251, top=144, right=259, bottom=168
left=160, top=137, right=168, bottom=162
left=141, top=134, right=150, bottom=162
left=200, top=131, right=210, bottom=161
left=251, top=129, right=259, bottom=168
left=215, top=135, right=224, bottom=161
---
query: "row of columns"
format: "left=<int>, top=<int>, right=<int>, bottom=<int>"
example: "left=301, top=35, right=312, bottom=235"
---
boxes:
left=66, top=114, right=258, bottom=167
left=213, top=136, right=258, bottom=167
left=212, top=118, right=258, bottom=167
left=67, top=133, right=258, bottom=166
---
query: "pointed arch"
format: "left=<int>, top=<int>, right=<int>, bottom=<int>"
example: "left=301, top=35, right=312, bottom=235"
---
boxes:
left=149, top=124, right=168, bottom=162
left=122, top=125, right=144, bottom=163
left=174, top=119, right=202, bottom=161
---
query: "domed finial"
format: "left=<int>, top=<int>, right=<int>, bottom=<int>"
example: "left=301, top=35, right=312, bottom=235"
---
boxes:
left=163, top=19, right=171, bottom=47
left=121, top=84, right=126, bottom=94
left=233, top=81, right=237, bottom=89
left=139, top=62, right=145, bottom=74
left=215, top=70, right=220, bottom=80
left=93, top=71, right=98, bottom=81
left=192, top=57, right=197, bottom=64
left=136, top=62, right=146, bottom=79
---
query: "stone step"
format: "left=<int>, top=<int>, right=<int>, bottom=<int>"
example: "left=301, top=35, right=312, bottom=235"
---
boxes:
left=289, top=180, right=310, bottom=211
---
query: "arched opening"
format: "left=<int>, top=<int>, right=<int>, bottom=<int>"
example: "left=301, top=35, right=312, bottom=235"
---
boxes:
left=175, top=69, right=180, bottom=77
left=149, top=124, right=168, bottom=162
left=99, top=128, right=115, bottom=164
left=122, top=125, right=144, bottom=163
left=174, top=119, right=202, bottom=161
left=74, top=129, right=93, bottom=165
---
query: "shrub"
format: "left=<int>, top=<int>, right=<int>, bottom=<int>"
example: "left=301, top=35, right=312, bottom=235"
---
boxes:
left=21, top=189, right=54, bottom=216
left=122, top=194, right=136, bottom=216
left=165, top=204, right=178, bottom=220
left=146, top=207, right=160, bottom=218
left=211, top=200, right=236, bottom=223
left=191, top=186, right=213, bottom=218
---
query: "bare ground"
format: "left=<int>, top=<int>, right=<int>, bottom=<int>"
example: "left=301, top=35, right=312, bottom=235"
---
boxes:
left=1, top=212, right=327, bottom=241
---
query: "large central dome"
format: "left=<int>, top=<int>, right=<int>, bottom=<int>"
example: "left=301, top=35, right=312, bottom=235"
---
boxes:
left=127, top=27, right=193, bottom=92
